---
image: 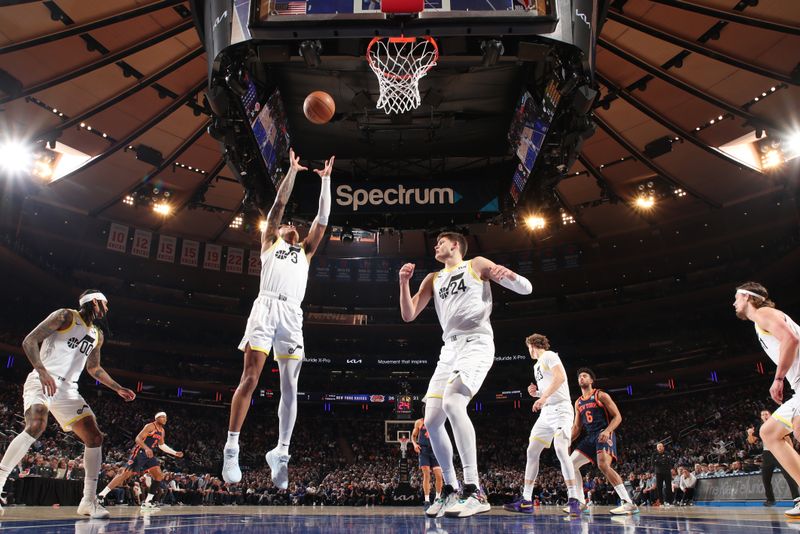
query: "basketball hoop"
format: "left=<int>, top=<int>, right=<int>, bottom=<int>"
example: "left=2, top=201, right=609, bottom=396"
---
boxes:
left=366, top=36, right=439, bottom=114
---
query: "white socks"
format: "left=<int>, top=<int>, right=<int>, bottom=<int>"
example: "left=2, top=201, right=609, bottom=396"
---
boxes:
left=226, top=432, right=240, bottom=450
left=614, top=483, right=632, bottom=503
left=0, top=431, right=36, bottom=490
left=424, top=400, right=459, bottom=489
left=441, top=381, right=479, bottom=486
left=523, top=483, right=535, bottom=501
left=145, top=492, right=154, bottom=503
left=83, top=446, right=102, bottom=501
left=277, top=358, right=302, bottom=455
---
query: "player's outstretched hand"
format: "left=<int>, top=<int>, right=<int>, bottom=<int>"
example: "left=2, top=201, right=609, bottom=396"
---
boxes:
left=37, top=368, right=57, bottom=396
left=118, top=388, right=136, bottom=402
left=399, top=263, right=415, bottom=284
left=527, top=383, right=538, bottom=398
left=288, top=148, right=308, bottom=173
left=314, top=156, right=335, bottom=178
left=770, top=379, right=784, bottom=405
left=176, top=451, right=185, bottom=459
left=489, top=264, right=516, bottom=282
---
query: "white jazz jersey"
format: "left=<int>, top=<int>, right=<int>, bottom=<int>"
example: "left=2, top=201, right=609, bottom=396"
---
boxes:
left=259, top=236, right=309, bottom=303
left=533, top=351, right=571, bottom=406
left=30, top=310, right=99, bottom=389
left=756, top=312, right=800, bottom=392
left=432, top=260, right=492, bottom=340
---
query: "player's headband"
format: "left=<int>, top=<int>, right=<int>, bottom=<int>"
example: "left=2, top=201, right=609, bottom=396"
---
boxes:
left=79, top=292, right=107, bottom=306
left=155, top=412, right=167, bottom=419
left=736, top=289, right=765, bottom=300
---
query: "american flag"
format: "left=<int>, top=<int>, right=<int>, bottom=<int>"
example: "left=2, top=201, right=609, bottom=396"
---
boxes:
left=275, top=1, right=307, bottom=14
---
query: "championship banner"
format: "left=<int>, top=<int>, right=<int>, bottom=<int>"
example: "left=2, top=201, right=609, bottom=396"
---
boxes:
left=314, top=257, right=331, bottom=279
left=540, top=247, right=558, bottom=272
left=248, top=250, right=261, bottom=276
left=203, top=243, right=222, bottom=271
left=156, top=235, right=177, bottom=263
left=357, top=259, right=371, bottom=283
left=131, top=229, right=152, bottom=259
left=226, top=247, right=244, bottom=274
left=335, top=259, right=351, bottom=281
left=180, top=239, right=200, bottom=267
left=106, top=223, right=128, bottom=253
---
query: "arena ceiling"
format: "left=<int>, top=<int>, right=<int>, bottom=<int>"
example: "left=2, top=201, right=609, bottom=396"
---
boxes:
left=0, top=0, right=798, bottom=257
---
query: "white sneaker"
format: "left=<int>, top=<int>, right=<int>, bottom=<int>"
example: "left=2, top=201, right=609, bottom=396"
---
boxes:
left=222, top=447, right=242, bottom=484
left=785, top=497, right=800, bottom=518
left=444, top=487, right=491, bottom=518
left=77, top=498, right=110, bottom=519
left=426, top=486, right=459, bottom=518
left=140, top=501, right=160, bottom=512
left=610, top=501, right=640, bottom=515
left=265, top=449, right=290, bottom=490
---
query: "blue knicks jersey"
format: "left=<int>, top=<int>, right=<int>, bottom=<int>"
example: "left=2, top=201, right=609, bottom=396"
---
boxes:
left=576, top=390, right=610, bottom=434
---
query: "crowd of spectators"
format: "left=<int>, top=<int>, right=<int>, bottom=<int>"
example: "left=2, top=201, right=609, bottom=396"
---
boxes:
left=0, top=374, right=788, bottom=508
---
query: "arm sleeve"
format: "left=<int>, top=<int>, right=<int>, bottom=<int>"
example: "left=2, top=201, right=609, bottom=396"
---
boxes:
left=158, top=443, right=178, bottom=456
left=497, top=273, right=532, bottom=295
left=314, top=176, right=331, bottom=226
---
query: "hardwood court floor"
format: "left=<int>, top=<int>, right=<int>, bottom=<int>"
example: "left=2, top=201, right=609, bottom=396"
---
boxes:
left=2, top=504, right=800, bottom=532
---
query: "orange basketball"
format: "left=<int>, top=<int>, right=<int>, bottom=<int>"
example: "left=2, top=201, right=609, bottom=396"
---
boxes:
left=303, top=90, right=336, bottom=125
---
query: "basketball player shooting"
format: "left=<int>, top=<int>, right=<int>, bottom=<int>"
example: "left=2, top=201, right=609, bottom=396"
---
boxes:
left=0, top=290, right=136, bottom=518
left=734, top=282, right=800, bottom=518
left=399, top=232, right=532, bottom=518
left=222, top=149, right=333, bottom=489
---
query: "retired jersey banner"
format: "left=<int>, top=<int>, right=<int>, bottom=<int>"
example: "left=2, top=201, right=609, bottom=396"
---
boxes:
left=180, top=239, right=200, bottom=267
left=226, top=247, right=244, bottom=274
left=248, top=250, right=261, bottom=276
left=203, top=243, right=222, bottom=271
left=156, top=235, right=177, bottom=263
left=106, top=223, right=128, bottom=253
left=131, top=229, right=152, bottom=258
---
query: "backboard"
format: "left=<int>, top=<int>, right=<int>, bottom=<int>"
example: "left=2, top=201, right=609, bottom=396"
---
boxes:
left=249, top=0, right=557, bottom=39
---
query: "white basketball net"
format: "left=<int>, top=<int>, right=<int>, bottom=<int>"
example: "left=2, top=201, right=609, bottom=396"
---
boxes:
left=367, top=37, right=439, bottom=115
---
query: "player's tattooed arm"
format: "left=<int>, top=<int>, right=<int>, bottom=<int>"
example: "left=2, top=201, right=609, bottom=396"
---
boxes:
left=86, top=331, right=136, bottom=402
left=263, top=148, right=307, bottom=250
left=22, top=309, right=72, bottom=395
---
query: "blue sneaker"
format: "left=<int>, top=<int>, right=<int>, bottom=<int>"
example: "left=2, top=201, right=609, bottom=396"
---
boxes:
left=503, top=497, right=534, bottom=513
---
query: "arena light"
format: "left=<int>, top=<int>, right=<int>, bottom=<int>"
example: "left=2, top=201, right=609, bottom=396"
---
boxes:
left=673, top=188, right=687, bottom=198
left=524, top=214, right=546, bottom=230
left=761, top=149, right=783, bottom=169
left=0, top=140, right=34, bottom=174
left=153, top=202, right=172, bottom=216
left=258, top=219, right=268, bottom=232
left=634, top=194, right=656, bottom=210
left=123, top=195, right=135, bottom=206
left=230, top=215, right=243, bottom=229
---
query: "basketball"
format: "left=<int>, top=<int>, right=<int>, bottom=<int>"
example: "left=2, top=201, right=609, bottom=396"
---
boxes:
left=303, top=91, right=336, bottom=125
